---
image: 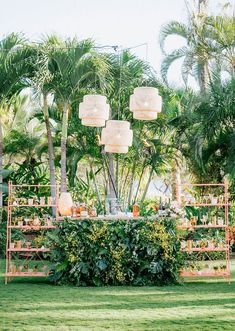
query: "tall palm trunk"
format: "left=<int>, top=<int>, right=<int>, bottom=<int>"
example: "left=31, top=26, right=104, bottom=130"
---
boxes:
left=115, top=154, right=119, bottom=199
left=43, top=94, right=57, bottom=215
left=198, top=0, right=209, bottom=93
left=128, top=159, right=137, bottom=206
left=199, top=64, right=209, bottom=93
left=0, top=118, right=3, bottom=211
left=172, top=160, right=181, bottom=203
left=88, top=157, right=102, bottom=206
left=140, top=167, right=154, bottom=204
left=60, top=101, right=69, bottom=193
left=134, top=160, right=147, bottom=204
left=107, top=154, right=117, bottom=199
left=198, top=0, right=208, bottom=13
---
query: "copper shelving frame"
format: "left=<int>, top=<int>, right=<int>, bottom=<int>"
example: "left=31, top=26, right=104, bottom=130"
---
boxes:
left=177, top=182, right=231, bottom=283
left=5, top=182, right=59, bottom=284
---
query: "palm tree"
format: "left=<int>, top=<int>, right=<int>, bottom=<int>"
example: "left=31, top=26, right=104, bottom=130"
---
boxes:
left=159, top=12, right=211, bottom=92
left=159, top=1, right=234, bottom=91
left=29, top=37, right=62, bottom=210
left=49, top=38, right=109, bottom=192
left=0, top=33, right=34, bottom=208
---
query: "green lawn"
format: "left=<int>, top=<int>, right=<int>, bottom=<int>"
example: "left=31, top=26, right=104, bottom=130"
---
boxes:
left=1, top=260, right=235, bottom=331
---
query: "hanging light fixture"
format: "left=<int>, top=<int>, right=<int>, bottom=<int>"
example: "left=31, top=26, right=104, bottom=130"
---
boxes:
left=58, top=192, right=73, bottom=216
left=79, top=94, right=109, bottom=127
left=129, top=87, right=162, bottom=120
left=101, top=120, right=133, bottom=153
left=101, top=47, right=133, bottom=154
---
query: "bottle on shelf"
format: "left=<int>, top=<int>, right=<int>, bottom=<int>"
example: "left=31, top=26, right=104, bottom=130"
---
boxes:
left=89, top=202, right=97, bottom=217
left=132, top=203, right=140, bottom=217
left=80, top=203, right=88, bottom=217
left=71, top=204, right=77, bottom=217
left=76, top=203, right=81, bottom=217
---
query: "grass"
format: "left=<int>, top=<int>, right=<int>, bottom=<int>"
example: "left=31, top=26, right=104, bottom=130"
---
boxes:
left=0, top=260, right=235, bottom=331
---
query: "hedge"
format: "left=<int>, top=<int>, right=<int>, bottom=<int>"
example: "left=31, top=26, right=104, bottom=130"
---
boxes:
left=48, top=218, right=183, bottom=286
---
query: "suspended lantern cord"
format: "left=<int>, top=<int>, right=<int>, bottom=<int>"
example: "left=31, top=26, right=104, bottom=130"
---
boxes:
left=145, top=43, right=149, bottom=86
left=118, top=47, right=123, bottom=121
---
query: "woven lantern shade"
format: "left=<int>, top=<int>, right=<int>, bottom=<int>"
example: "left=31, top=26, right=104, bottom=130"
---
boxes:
left=101, top=120, right=133, bottom=153
left=79, top=94, right=109, bottom=127
left=130, top=87, right=162, bottom=120
left=58, top=192, right=73, bottom=216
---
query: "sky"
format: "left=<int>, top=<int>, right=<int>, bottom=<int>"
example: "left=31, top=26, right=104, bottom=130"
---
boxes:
left=0, top=0, right=233, bottom=86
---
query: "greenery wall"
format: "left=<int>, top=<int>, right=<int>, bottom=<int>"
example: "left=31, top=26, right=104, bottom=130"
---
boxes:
left=48, top=218, right=183, bottom=286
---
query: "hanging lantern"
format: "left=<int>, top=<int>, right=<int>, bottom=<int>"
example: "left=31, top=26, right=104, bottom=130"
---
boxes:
left=58, top=192, right=73, bottom=216
left=129, top=87, right=162, bottom=120
left=101, top=120, right=133, bottom=153
left=79, top=94, right=109, bottom=127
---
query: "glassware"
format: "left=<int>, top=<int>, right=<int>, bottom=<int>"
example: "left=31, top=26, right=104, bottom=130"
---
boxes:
left=89, top=203, right=97, bottom=217
left=80, top=203, right=88, bottom=217
left=76, top=203, right=81, bottom=217
left=133, top=203, right=140, bottom=217
left=40, top=197, right=45, bottom=205
left=28, top=198, right=34, bottom=206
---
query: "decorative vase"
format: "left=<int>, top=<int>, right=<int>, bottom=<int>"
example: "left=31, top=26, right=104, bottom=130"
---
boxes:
left=58, top=192, right=73, bottom=216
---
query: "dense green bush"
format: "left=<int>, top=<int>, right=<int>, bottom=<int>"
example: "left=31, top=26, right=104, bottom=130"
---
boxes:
left=48, top=218, right=183, bottom=286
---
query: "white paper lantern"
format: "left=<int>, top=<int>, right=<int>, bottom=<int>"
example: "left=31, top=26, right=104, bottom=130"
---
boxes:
left=101, top=120, right=133, bottom=153
left=130, top=87, right=162, bottom=120
left=79, top=94, right=109, bottom=127
left=58, top=192, right=73, bottom=216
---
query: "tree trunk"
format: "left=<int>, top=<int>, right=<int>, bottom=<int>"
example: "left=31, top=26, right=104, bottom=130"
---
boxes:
left=60, top=101, right=69, bottom=193
left=107, top=154, right=117, bottom=199
left=198, top=0, right=208, bottom=13
left=171, top=160, right=181, bottom=203
left=120, top=167, right=130, bottom=201
left=198, top=0, right=209, bottom=93
left=43, top=94, right=57, bottom=215
left=199, top=64, right=209, bottom=93
left=127, top=159, right=137, bottom=206
left=134, top=160, right=147, bottom=204
left=88, top=158, right=102, bottom=206
left=0, top=118, right=3, bottom=211
left=115, top=154, right=119, bottom=199
left=140, top=167, right=154, bottom=204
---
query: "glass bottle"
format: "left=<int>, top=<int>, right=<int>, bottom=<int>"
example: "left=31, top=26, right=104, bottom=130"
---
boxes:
left=72, top=204, right=77, bottom=217
left=80, top=203, right=88, bottom=217
left=76, top=203, right=81, bottom=217
left=90, top=202, right=97, bottom=217
left=133, top=203, right=140, bottom=217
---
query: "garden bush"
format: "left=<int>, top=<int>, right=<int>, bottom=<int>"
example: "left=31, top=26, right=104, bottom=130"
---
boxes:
left=48, top=218, right=183, bottom=286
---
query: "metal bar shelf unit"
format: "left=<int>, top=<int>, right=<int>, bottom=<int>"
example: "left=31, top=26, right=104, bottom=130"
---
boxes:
left=5, top=182, right=59, bottom=284
left=177, top=181, right=230, bottom=283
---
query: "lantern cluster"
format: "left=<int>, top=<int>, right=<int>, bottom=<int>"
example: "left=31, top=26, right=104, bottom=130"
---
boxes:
left=78, top=87, right=162, bottom=154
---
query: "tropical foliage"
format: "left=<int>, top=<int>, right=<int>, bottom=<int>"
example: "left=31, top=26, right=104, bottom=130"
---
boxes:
left=48, top=218, right=182, bottom=286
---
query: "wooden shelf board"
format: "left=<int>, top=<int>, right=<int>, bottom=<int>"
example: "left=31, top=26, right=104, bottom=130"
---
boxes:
left=181, top=248, right=229, bottom=252
left=9, top=226, right=57, bottom=230
left=180, top=271, right=229, bottom=277
left=181, top=204, right=229, bottom=207
left=177, top=225, right=228, bottom=229
left=8, top=248, right=50, bottom=252
left=5, top=272, right=49, bottom=277
left=9, top=205, right=57, bottom=207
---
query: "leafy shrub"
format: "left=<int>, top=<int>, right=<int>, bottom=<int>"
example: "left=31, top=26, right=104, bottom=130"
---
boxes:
left=48, top=218, right=183, bottom=286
